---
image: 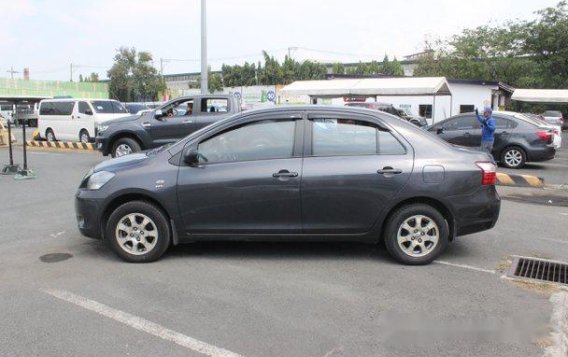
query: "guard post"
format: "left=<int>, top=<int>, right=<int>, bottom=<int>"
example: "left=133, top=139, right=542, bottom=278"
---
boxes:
left=1, top=118, right=20, bottom=175
left=14, top=117, right=36, bottom=180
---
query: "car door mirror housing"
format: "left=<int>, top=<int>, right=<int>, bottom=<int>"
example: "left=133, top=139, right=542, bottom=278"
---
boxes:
left=437, top=127, right=444, bottom=134
left=154, top=109, right=164, bottom=120
left=84, top=109, right=93, bottom=115
left=183, top=147, right=200, bottom=166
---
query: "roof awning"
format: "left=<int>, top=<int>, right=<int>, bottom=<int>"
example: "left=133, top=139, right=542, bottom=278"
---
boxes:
left=512, top=89, right=568, bottom=103
left=280, top=77, right=451, bottom=97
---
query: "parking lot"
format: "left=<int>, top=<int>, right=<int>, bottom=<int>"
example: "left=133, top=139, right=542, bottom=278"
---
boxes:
left=1, top=139, right=567, bottom=356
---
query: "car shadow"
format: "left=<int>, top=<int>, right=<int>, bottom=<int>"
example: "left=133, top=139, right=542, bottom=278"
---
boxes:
left=167, top=240, right=393, bottom=263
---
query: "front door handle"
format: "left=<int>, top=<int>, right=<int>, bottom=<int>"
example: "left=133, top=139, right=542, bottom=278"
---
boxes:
left=142, top=122, right=151, bottom=128
left=272, top=170, right=298, bottom=178
left=464, top=132, right=471, bottom=137
left=182, top=119, right=193, bottom=123
left=377, top=167, right=403, bottom=175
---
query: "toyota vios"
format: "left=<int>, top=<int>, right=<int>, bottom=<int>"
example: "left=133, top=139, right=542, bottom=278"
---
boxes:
left=76, top=106, right=500, bottom=265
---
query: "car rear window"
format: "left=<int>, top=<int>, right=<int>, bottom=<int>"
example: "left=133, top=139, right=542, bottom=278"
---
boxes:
left=543, top=111, right=562, bottom=116
left=39, top=101, right=74, bottom=115
left=90, top=101, right=127, bottom=114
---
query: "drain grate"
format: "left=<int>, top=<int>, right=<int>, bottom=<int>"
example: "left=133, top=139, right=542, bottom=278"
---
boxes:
left=507, top=256, right=568, bottom=285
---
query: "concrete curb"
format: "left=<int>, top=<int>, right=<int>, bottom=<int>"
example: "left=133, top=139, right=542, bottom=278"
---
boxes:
left=496, top=172, right=544, bottom=188
left=25, top=141, right=95, bottom=151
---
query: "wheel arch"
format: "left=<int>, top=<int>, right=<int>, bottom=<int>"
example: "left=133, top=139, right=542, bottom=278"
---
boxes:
left=380, top=196, right=456, bottom=242
left=109, top=132, right=144, bottom=152
left=100, top=192, right=175, bottom=244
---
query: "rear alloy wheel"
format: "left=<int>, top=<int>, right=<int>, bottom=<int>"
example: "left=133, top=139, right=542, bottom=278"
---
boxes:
left=46, top=129, right=56, bottom=142
left=384, top=204, right=449, bottom=265
left=500, top=147, right=526, bottom=169
left=106, top=201, right=170, bottom=262
left=112, top=137, right=141, bottom=157
left=79, top=130, right=90, bottom=144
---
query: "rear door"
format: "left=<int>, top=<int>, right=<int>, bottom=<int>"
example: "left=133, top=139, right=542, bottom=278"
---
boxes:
left=301, top=112, right=413, bottom=234
left=493, top=115, right=518, bottom=154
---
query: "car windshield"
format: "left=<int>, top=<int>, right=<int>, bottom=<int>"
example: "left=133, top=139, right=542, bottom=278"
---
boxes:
left=90, top=101, right=127, bottom=114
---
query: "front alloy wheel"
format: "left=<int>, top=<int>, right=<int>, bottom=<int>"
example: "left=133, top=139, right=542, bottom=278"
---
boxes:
left=106, top=201, right=170, bottom=262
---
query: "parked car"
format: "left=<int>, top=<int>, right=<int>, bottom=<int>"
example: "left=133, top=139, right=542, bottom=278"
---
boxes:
left=344, top=102, right=428, bottom=128
left=541, top=110, right=564, bottom=130
left=38, top=99, right=129, bottom=143
left=96, top=94, right=240, bottom=157
left=524, top=113, right=562, bottom=149
left=428, top=111, right=556, bottom=169
left=76, top=106, right=500, bottom=265
left=124, top=102, right=150, bottom=115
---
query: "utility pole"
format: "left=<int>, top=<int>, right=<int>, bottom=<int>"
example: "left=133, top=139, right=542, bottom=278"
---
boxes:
left=70, top=63, right=73, bottom=82
left=200, top=0, right=208, bottom=94
left=7, top=66, right=19, bottom=79
left=287, top=47, right=298, bottom=59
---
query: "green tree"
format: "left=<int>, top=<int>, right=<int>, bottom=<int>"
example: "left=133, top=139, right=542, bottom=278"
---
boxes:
left=382, top=55, right=404, bottom=76
left=107, top=47, right=165, bottom=102
left=524, top=1, right=568, bottom=87
left=332, top=62, right=345, bottom=74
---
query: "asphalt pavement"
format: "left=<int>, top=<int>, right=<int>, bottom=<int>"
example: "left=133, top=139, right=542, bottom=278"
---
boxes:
left=0, top=146, right=567, bottom=356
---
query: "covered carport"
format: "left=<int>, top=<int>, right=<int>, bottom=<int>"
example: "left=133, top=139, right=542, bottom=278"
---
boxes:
left=511, top=89, right=568, bottom=104
left=279, top=77, right=453, bottom=124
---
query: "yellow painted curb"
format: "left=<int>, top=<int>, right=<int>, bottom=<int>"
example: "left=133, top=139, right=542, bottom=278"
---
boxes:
left=25, top=141, right=95, bottom=151
left=496, top=172, right=544, bottom=188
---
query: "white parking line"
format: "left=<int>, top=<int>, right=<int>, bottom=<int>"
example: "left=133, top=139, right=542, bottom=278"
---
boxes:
left=539, top=238, right=568, bottom=245
left=434, top=260, right=496, bottom=274
left=543, top=291, right=568, bottom=357
left=42, top=289, right=243, bottom=357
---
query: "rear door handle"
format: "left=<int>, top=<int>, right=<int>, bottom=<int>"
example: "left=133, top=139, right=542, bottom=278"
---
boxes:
left=377, top=167, right=403, bottom=175
left=272, top=170, right=298, bottom=178
left=142, top=122, right=151, bottom=128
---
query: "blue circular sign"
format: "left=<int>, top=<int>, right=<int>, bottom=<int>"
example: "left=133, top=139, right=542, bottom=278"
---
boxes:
left=267, top=90, right=276, bottom=102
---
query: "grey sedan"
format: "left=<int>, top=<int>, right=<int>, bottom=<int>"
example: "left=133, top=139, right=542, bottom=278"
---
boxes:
left=75, top=106, right=500, bottom=265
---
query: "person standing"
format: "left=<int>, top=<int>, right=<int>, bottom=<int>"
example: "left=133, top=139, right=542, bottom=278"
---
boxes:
left=475, top=107, right=496, bottom=154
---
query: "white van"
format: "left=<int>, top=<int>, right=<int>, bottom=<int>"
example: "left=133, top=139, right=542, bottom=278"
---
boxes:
left=38, top=99, right=128, bottom=143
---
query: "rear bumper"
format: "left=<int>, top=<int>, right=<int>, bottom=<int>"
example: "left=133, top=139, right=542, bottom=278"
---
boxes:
left=527, top=145, right=556, bottom=162
left=448, top=186, right=501, bottom=237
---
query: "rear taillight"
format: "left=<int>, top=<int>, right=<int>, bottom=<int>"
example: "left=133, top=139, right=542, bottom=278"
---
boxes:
left=476, top=161, right=497, bottom=186
left=536, top=130, right=553, bottom=143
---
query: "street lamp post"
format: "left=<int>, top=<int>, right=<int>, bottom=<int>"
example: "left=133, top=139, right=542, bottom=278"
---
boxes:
left=200, top=0, right=208, bottom=94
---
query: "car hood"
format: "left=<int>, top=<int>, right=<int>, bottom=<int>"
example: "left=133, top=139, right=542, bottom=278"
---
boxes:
left=101, top=113, right=144, bottom=125
left=93, top=153, right=148, bottom=173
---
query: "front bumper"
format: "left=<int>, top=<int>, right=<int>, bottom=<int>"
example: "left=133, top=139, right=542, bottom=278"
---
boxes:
left=75, top=190, right=104, bottom=239
left=95, top=135, right=111, bottom=156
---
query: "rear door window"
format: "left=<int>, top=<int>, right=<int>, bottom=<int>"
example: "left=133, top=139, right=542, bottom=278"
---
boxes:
left=311, top=118, right=405, bottom=156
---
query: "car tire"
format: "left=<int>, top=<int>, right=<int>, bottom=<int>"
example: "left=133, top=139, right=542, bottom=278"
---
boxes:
left=112, top=137, right=141, bottom=157
left=79, top=130, right=90, bottom=144
left=105, top=201, right=171, bottom=263
left=46, top=128, right=56, bottom=142
left=384, top=204, right=449, bottom=265
left=500, top=146, right=526, bottom=169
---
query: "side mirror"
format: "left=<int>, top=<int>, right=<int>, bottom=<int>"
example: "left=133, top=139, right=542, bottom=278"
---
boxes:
left=85, top=109, right=93, bottom=115
left=154, top=109, right=164, bottom=120
left=183, top=147, right=200, bottom=166
left=436, top=127, right=444, bottom=134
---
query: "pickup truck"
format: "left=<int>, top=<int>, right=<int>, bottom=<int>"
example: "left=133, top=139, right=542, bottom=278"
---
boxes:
left=96, top=94, right=240, bottom=157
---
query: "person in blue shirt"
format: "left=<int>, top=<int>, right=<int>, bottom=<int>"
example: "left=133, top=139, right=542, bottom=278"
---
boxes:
left=475, top=106, right=496, bottom=154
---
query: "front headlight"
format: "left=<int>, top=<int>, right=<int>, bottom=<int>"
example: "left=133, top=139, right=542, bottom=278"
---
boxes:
left=87, top=171, right=115, bottom=190
left=97, top=124, right=109, bottom=134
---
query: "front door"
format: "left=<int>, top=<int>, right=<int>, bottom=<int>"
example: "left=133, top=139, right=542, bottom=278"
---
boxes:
left=146, top=99, right=194, bottom=147
left=177, top=116, right=303, bottom=234
left=301, top=114, right=413, bottom=234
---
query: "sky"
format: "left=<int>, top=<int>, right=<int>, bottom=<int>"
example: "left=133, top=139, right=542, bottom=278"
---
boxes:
left=0, top=0, right=560, bottom=81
